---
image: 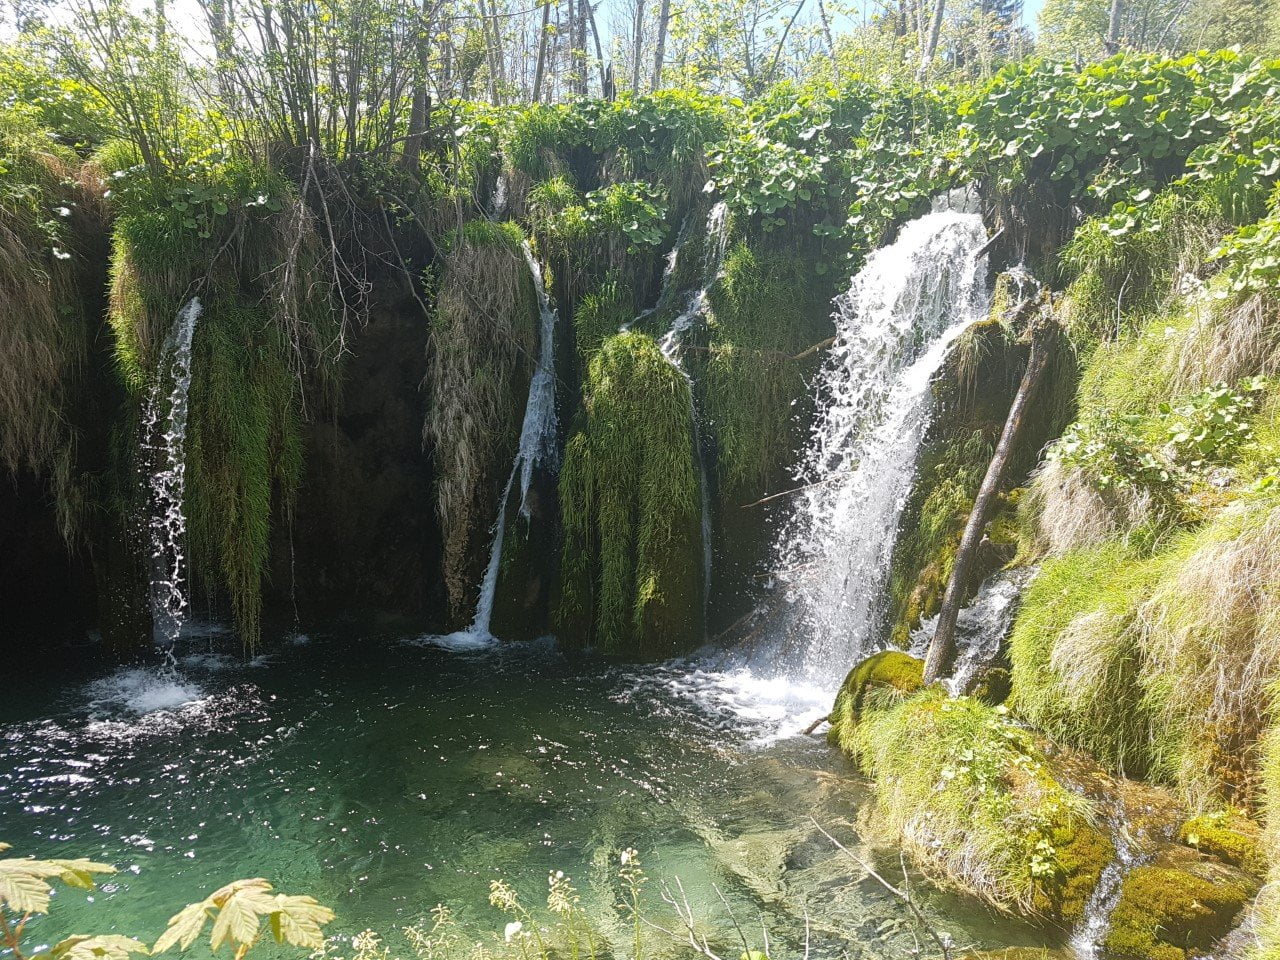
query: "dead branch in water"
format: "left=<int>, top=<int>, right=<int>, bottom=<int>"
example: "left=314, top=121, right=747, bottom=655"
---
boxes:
left=810, top=819, right=954, bottom=960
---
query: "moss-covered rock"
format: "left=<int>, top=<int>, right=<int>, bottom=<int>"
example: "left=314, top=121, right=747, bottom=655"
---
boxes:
left=826, top=651, right=924, bottom=756
left=854, top=688, right=1112, bottom=923
left=1178, top=810, right=1265, bottom=875
left=1103, top=847, right=1256, bottom=960
left=556, top=331, right=704, bottom=659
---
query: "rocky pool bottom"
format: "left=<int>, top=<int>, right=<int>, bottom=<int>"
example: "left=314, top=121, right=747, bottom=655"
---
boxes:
left=0, top=623, right=1067, bottom=959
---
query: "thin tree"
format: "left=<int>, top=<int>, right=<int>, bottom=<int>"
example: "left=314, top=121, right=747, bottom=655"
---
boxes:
left=631, top=0, right=645, bottom=92
left=918, top=0, right=946, bottom=78
left=532, top=0, right=552, bottom=100
left=1106, top=0, right=1123, bottom=52
left=651, top=0, right=670, bottom=90
left=922, top=311, right=1055, bottom=685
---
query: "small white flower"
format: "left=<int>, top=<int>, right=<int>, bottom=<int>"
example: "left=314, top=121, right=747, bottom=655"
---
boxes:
left=504, top=922, right=523, bottom=943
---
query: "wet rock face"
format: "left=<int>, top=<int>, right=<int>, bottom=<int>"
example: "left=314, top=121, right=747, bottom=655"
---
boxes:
left=1103, top=845, right=1258, bottom=960
left=270, top=295, right=441, bottom=622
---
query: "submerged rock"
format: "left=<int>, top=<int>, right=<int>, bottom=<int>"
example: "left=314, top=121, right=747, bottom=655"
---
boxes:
left=1103, top=846, right=1257, bottom=960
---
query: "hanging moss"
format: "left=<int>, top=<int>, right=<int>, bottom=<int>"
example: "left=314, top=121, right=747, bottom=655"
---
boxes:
left=705, top=242, right=835, bottom=502
left=556, top=331, right=703, bottom=659
left=187, top=302, right=303, bottom=649
left=854, top=688, right=1112, bottom=923
left=424, top=220, right=537, bottom=620
left=0, top=110, right=105, bottom=541
left=107, top=160, right=340, bottom=647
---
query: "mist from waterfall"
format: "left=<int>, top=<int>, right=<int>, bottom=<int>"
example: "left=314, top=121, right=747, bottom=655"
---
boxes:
left=142, top=297, right=203, bottom=648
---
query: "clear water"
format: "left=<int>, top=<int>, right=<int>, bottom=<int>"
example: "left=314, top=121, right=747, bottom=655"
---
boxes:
left=0, top=627, right=1050, bottom=958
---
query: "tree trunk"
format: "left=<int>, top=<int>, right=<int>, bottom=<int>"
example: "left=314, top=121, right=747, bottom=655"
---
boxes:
left=816, top=0, right=835, bottom=57
left=631, top=0, right=645, bottom=93
left=1105, top=0, right=1123, bottom=52
left=921, top=318, right=1054, bottom=686
left=401, top=0, right=435, bottom=170
left=532, top=0, right=552, bottom=101
left=917, top=0, right=945, bottom=79
left=651, top=0, right=671, bottom=90
left=585, top=0, right=607, bottom=92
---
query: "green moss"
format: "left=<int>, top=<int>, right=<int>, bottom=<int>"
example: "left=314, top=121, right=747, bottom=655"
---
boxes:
left=572, top=280, right=633, bottom=365
left=705, top=241, right=835, bottom=502
left=1178, top=811, right=1265, bottom=874
left=826, top=652, right=924, bottom=757
left=107, top=162, right=338, bottom=647
left=1104, top=850, right=1254, bottom=960
left=855, top=689, right=1111, bottom=921
left=556, top=331, right=703, bottom=659
left=187, top=301, right=302, bottom=649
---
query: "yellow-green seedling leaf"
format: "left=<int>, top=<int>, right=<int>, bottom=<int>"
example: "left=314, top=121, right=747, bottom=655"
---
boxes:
left=38, top=934, right=150, bottom=960
left=268, top=895, right=334, bottom=949
left=153, top=902, right=214, bottom=953
left=0, top=857, right=112, bottom=914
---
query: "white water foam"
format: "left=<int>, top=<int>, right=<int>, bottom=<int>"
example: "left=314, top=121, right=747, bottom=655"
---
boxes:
left=87, top=666, right=204, bottom=715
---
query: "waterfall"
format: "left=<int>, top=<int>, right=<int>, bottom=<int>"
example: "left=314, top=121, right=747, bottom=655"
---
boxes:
left=438, top=242, right=559, bottom=646
left=655, top=201, right=730, bottom=611
left=142, top=297, right=203, bottom=648
left=908, top=567, right=1034, bottom=694
left=769, top=205, right=990, bottom=682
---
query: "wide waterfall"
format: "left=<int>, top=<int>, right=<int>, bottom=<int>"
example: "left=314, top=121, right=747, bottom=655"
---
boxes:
left=439, top=242, right=560, bottom=646
left=769, top=203, right=990, bottom=682
left=142, top=297, right=203, bottom=647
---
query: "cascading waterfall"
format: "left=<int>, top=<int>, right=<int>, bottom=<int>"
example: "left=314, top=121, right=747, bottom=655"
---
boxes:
left=655, top=201, right=729, bottom=609
left=908, top=567, right=1034, bottom=694
left=452, top=242, right=560, bottom=643
left=768, top=201, right=990, bottom=683
left=142, top=297, right=203, bottom=648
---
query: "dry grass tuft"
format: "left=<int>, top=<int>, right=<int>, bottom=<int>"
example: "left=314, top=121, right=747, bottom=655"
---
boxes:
left=423, top=221, right=536, bottom=618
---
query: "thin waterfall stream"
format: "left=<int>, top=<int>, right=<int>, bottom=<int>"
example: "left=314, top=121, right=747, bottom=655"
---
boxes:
left=654, top=201, right=730, bottom=613
left=436, top=242, right=560, bottom=646
left=142, top=297, right=203, bottom=650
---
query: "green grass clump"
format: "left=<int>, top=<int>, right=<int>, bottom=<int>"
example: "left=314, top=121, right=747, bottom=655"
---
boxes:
left=557, top=331, right=703, bottom=659
left=572, top=280, right=633, bottom=365
left=1010, top=541, right=1168, bottom=778
left=856, top=688, right=1111, bottom=921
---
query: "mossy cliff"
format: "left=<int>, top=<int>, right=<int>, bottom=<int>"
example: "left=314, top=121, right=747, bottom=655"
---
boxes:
left=423, top=220, right=538, bottom=625
left=557, top=331, right=704, bottom=659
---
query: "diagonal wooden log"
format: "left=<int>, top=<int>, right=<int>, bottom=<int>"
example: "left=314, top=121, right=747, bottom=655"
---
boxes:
left=922, top=310, right=1056, bottom=686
